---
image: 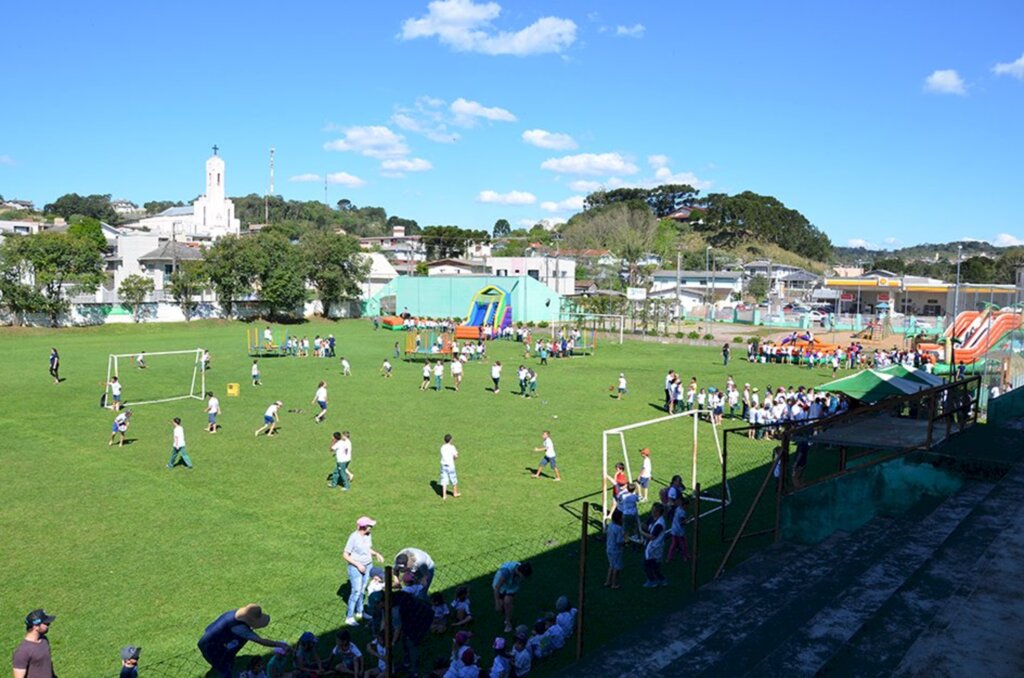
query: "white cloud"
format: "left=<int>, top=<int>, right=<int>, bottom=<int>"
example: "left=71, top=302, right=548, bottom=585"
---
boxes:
left=518, top=217, right=567, bottom=229
left=326, top=172, right=366, bottom=187
left=993, top=53, right=1024, bottom=79
left=392, top=97, right=461, bottom=143
left=380, top=157, right=433, bottom=172
left=477, top=189, right=537, bottom=205
left=289, top=173, right=322, bottom=183
left=847, top=238, right=879, bottom=249
left=924, top=69, right=966, bottom=95
left=0, top=154, right=13, bottom=166
left=450, top=97, right=517, bottom=126
left=522, top=129, right=577, bottom=150
left=653, top=166, right=713, bottom=190
left=324, top=126, right=409, bottom=158
left=615, top=23, right=645, bottom=38
left=647, top=154, right=670, bottom=169
left=541, top=152, right=639, bottom=176
left=883, top=237, right=900, bottom=246
left=540, top=195, right=585, bottom=212
left=400, top=0, right=577, bottom=56
left=992, top=233, right=1024, bottom=247
left=568, top=179, right=602, bottom=192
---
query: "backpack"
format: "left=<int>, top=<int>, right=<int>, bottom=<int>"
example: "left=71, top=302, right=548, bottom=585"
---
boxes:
left=99, top=392, right=108, bottom=408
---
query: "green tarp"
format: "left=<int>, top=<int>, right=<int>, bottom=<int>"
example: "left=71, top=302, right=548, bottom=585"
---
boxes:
left=876, top=364, right=945, bottom=388
left=818, top=369, right=928, bottom=404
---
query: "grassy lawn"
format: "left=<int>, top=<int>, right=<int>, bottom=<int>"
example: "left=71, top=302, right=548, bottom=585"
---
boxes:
left=0, top=319, right=840, bottom=675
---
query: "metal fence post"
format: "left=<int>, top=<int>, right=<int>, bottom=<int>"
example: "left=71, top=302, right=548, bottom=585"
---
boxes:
left=690, top=483, right=701, bottom=593
left=720, top=434, right=728, bottom=543
left=576, top=502, right=589, bottom=661
left=384, top=565, right=393, bottom=678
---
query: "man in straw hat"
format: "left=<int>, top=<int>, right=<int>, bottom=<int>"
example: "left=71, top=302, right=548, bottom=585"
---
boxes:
left=197, top=604, right=289, bottom=677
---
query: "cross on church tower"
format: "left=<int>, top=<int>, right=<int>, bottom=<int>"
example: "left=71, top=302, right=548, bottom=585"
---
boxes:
left=212, top=144, right=219, bottom=156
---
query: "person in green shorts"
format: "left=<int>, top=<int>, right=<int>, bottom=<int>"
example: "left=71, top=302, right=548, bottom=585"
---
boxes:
left=329, top=431, right=353, bottom=490
left=492, top=560, right=532, bottom=633
left=167, top=417, right=193, bottom=469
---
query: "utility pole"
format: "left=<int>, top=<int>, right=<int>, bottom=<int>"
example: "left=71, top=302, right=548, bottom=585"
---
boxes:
left=265, top=147, right=275, bottom=224
left=705, top=245, right=711, bottom=325
left=676, top=245, right=682, bottom=327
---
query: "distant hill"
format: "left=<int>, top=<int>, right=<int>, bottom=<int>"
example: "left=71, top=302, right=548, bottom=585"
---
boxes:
left=833, top=240, right=1007, bottom=265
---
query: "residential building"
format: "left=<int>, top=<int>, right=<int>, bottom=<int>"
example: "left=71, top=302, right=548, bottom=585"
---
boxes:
left=487, top=255, right=576, bottom=296
left=426, top=259, right=490, bottom=276
left=112, top=200, right=144, bottom=217
left=358, top=225, right=427, bottom=263
left=1, top=199, right=34, bottom=211
left=648, top=269, right=744, bottom=312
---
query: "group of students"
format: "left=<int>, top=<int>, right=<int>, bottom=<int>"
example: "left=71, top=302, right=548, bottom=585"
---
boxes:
left=605, top=458, right=693, bottom=590
left=745, top=385, right=850, bottom=438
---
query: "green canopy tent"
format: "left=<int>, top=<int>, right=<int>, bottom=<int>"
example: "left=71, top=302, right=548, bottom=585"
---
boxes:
left=876, top=364, right=945, bottom=388
left=817, top=369, right=927, bottom=405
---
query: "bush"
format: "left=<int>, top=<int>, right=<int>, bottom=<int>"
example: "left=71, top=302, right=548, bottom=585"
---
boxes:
left=675, top=331, right=684, bottom=339
left=733, top=336, right=744, bottom=343
left=526, top=321, right=535, bottom=328
left=748, top=336, right=759, bottom=344
left=703, top=333, right=714, bottom=341
left=537, top=320, right=549, bottom=328
left=687, top=331, right=700, bottom=339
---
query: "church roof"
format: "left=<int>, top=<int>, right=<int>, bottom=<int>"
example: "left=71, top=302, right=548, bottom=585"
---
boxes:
left=138, top=241, right=205, bottom=262
left=157, top=206, right=194, bottom=217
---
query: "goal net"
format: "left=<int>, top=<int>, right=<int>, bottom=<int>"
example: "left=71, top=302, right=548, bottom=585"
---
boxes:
left=105, top=349, right=206, bottom=407
left=601, top=409, right=729, bottom=527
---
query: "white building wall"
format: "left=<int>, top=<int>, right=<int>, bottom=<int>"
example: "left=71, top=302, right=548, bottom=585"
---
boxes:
left=487, top=256, right=575, bottom=296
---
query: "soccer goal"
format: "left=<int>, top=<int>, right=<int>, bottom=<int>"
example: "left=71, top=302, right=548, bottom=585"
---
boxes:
left=601, top=409, right=729, bottom=527
left=105, top=349, right=206, bottom=407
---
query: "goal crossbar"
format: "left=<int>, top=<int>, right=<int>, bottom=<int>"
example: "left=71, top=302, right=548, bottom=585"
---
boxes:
left=105, top=348, right=206, bottom=407
left=601, top=409, right=729, bottom=527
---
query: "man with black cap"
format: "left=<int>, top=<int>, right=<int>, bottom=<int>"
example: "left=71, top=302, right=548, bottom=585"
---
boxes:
left=197, top=604, right=290, bottom=678
left=12, top=609, right=55, bottom=678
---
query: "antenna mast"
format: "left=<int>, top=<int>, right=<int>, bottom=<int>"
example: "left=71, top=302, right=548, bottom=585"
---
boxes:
left=265, top=147, right=275, bottom=223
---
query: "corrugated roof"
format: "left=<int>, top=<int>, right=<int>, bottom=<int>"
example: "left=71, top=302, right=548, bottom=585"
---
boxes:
left=138, top=241, right=204, bottom=262
left=157, top=206, right=194, bottom=217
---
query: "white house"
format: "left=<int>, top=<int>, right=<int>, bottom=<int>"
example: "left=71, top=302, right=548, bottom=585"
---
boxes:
left=426, top=259, right=490, bottom=276
left=359, top=252, right=399, bottom=300
left=126, top=148, right=241, bottom=241
left=648, top=269, right=744, bottom=310
left=487, top=255, right=575, bottom=296
left=359, top=225, right=428, bottom=263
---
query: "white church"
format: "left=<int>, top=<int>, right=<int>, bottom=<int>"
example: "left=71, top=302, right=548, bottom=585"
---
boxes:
left=128, top=146, right=241, bottom=241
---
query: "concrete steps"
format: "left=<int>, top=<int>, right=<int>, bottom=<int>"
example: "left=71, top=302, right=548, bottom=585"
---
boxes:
left=570, top=458, right=1024, bottom=678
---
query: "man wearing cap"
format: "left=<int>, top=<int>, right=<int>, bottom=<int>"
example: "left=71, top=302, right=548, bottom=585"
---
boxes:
left=197, top=604, right=289, bottom=678
left=12, top=609, right=55, bottom=678
left=394, top=547, right=435, bottom=594
left=343, top=516, right=385, bottom=626
left=119, top=646, right=141, bottom=678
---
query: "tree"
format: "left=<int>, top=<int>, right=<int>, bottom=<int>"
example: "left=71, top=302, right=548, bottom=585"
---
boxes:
left=300, top=231, right=369, bottom=317
left=699, top=191, right=832, bottom=261
left=493, top=219, right=511, bottom=237
left=387, top=215, right=421, bottom=235
left=203, top=235, right=261, bottom=318
left=2, top=231, right=105, bottom=325
left=118, top=274, right=155, bottom=322
left=747, top=274, right=769, bottom=302
left=67, top=216, right=108, bottom=252
left=958, top=256, right=997, bottom=284
left=420, top=226, right=489, bottom=259
left=168, top=261, right=208, bottom=321
left=43, top=193, right=120, bottom=224
left=251, top=231, right=309, bottom=318
left=0, top=239, right=45, bottom=325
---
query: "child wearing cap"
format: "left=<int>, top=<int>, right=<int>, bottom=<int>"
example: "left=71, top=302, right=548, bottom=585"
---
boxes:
left=512, top=633, right=532, bottom=676
left=295, top=631, right=325, bottom=676
left=617, top=373, right=627, bottom=399
left=490, top=637, right=511, bottom=678
left=450, top=586, right=472, bottom=627
left=119, top=645, right=141, bottom=678
left=331, top=630, right=363, bottom=676
left=635, top=449, right=651, bottom=502
left=450, top=630, right=473, bottom=664
left=554, top=596, right=578, bottom=636
left=542, top=613, right=565, bottom=651
left=444, top=647, right=479, bottom=678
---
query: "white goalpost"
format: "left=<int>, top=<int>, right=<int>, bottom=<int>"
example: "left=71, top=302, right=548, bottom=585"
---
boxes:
left=105, top=348, right=206, bottom=407
left=601, top=409, right=729, bottom=527
left=557, top=312, right=626, bottom=345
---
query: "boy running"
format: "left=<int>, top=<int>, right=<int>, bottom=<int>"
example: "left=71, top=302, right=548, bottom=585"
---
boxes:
left=532, top=431, right=561, bottom=481
left=108, top=409, right=132, bottom=447
left=251, top=360, right=261, bottom=387
left=420, top=361, right=431, bottom=391
left=255, top=401, right=282, bottom=437
left=205, top=391, right=220, bottom=433
left=49, top=347, right=60, bottom=384
left=312, top=381, right=328, bottom=423
left=451, top=357, right=463, bottom=391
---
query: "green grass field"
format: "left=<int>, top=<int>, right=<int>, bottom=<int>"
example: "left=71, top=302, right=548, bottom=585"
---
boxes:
left=0, top=320, right=840, bottom=675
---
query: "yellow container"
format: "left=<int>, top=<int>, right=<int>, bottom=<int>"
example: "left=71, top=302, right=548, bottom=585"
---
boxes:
left=227, top=383, right=241, bottom=397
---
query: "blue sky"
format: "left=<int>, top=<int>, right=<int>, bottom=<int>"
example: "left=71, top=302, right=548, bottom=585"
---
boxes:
left=2, top=0, right=1023, bottom=249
